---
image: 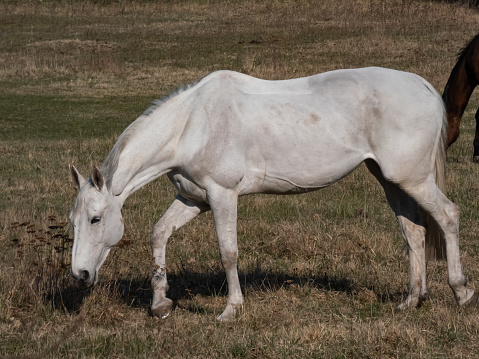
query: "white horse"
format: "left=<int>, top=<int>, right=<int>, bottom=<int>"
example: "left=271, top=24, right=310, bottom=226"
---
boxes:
left=69, top=67, right=477, bottom=321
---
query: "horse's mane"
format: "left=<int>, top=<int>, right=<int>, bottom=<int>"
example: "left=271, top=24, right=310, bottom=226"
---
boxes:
left=100, top=81, right=199, bottom=189
left=443, top=33, right=479, bottom=101
left=457, top=33, right=479, bottom=63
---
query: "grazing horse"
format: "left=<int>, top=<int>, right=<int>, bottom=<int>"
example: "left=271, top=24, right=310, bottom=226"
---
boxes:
left=69, top=67, right=477, bottom=321
left=443, top=33, right=479, bottom=161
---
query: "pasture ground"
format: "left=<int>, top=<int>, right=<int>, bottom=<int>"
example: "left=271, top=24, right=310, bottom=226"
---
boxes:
left=2, top=1, right=479, bottom=357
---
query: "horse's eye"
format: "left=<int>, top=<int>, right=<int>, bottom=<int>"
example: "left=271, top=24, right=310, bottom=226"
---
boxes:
left=91, top=216, right=101, bottom=224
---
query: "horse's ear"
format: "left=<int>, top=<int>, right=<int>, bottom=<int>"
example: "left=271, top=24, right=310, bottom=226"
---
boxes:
left=92, top=166, right=105, bottom=191
left=70, top=165, right=86, bottom=190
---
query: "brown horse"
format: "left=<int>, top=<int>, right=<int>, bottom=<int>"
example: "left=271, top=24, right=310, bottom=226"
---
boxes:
left=443, top=33, right=479, bottom=161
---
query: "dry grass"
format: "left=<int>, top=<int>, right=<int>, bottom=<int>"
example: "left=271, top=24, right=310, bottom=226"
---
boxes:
left=2, top=0, right=479, bottom=358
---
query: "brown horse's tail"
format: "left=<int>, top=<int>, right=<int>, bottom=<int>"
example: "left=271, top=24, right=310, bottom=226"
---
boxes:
left=424, top=104, right=448, bottom=261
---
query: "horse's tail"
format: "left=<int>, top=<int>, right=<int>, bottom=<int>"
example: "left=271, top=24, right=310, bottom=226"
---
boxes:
left=424, top=101, right=448, bottom=261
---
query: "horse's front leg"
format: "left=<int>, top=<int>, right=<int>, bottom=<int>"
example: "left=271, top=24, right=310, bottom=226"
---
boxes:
left=150, top=195, right=209, bottom=319
left=472, top=108, right=479, bottom=162
left=207, top=188, right=243, bottom=322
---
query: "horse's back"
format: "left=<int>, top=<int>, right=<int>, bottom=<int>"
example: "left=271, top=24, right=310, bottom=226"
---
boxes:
left=177, top=68, right=445, bottom=195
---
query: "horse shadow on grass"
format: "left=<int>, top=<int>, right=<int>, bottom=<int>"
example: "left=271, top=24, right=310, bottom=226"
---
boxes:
left=433, top=0, right=479, bottom=6
left=49, top=265, right=406, bottom=316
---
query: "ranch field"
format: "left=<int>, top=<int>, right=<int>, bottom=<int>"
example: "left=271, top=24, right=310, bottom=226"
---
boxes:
left=3, top=0, right=479, bottom=357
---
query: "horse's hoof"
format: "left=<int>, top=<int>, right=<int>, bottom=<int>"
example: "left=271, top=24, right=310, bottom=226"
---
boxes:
left=464, top=292, right=479, bottom=307
left=150, top=299, right=174, bottom=319
left=216, top=304, right=243, bottom=322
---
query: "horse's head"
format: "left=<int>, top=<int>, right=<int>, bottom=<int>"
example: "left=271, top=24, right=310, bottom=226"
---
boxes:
left=69, top=165, right=124, bottom=288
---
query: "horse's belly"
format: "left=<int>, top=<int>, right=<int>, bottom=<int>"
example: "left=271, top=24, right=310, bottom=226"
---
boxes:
left=239, top=174, right=327, bottom=195
left=239, top=152, right=365, bottom=196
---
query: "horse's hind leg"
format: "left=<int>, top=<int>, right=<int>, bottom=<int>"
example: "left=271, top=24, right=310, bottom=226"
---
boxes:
left=395, top=212, right=430, bottom=309
left=150, top=195, right=209, bottom=319
left=472, top=107, right=479, bottom=162
left=402, top=177, right=476, bottom=307
left=366, top=161, right=429, bottom=308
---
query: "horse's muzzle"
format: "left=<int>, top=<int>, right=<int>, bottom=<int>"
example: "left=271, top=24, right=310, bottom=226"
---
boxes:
left=71, top=268, right=95, bottom=288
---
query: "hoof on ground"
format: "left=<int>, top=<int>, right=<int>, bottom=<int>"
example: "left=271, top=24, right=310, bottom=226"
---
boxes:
left=216, top=305, right=243, bottom=322
left=464, top=292, right=479, bottom=307
left=150, top=299, right=173, bottom=319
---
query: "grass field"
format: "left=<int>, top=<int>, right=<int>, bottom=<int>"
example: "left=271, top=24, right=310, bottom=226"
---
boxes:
left=2, top=0, right=479, bottom=357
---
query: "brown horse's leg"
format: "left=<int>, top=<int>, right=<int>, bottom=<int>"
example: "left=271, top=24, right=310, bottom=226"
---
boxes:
left=473, top=108, right=479, bottom=162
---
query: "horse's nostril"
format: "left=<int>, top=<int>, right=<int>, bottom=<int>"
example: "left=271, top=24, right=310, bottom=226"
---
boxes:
left=80, top=270, right=90, bottom=282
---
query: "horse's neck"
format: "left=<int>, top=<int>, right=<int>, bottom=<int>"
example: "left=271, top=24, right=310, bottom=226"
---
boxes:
left=114, top=154, right=173, bottom=202
left=107, top=102, right=186, bottom=201
left=443, top=60, right=476, bottom=118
